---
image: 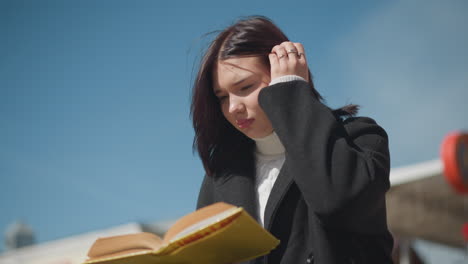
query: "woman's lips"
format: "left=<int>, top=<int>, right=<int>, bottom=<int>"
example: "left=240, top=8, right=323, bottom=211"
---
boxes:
left=236, top=118, right=254, bottom=129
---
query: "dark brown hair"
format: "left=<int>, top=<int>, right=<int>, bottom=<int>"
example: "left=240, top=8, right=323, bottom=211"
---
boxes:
left=190, top=15, right=358, bottom=177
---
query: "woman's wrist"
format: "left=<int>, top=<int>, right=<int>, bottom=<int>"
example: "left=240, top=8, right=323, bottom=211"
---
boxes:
left=269, top=75, right=307, bottom=86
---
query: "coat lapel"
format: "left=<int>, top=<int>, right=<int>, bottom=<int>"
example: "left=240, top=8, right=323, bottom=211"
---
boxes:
left=263, top=159, right=294, bottom=230
left=214, top=171, right=259, bottom=221
left=213, top=159, right=294, bottom=231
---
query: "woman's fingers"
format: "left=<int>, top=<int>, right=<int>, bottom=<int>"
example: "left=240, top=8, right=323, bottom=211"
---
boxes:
left=293, top=42, right=309, bottom=81
left=271, top=45, right=288, bottom=70
left=270, top=45, right=286, bottom=80
left=270, top=41, right=309, bottom=81
left=293, top=42, right=307, bottom=64
left=282, top=42, right=299, bottom=64
left=268, top=52, right=280, bottom=80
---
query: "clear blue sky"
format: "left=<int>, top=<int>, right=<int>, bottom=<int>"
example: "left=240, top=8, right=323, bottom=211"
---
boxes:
left=1, top=0, right=467, bottom=252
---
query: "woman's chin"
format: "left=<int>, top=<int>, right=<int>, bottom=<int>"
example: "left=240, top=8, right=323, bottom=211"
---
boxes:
left=244, top=130, right=273, bottom=140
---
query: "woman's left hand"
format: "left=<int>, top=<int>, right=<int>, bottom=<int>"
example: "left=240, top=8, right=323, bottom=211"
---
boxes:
left=269, top=41, right=309, bottom=82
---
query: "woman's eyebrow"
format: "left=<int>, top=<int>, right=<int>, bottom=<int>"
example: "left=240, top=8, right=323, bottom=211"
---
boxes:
left=232, top=74, right=255, bottom=86
left=233, top=77, right=247, bottom=86
left=214, top=75, right=253, bottom=95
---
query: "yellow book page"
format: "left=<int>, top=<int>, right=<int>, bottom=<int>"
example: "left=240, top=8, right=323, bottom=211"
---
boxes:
left=83, top=209, right=279, bottom=264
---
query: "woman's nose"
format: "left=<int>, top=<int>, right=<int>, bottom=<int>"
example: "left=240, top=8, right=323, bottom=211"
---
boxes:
left=228, top=97, right=245, bottom=114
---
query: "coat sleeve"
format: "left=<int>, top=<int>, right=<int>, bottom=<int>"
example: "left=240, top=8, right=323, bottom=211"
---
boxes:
left=258, top=80, right=391, bottom=232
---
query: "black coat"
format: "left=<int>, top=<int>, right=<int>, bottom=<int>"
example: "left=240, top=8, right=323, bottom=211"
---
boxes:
left=197, top=80, right=394, bottom=264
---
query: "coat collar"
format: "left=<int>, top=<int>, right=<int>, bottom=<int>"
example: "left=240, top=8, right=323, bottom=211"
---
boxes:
left=213, top=170, right=259, bottom=221
left=214, top=159, right=294, bottom=230
left=263, top=160, right=294, bottom=230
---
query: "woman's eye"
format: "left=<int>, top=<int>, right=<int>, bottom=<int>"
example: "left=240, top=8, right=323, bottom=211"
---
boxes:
left=241, top=85, right=253, bottom=91
left=218, top=95, right=228, bottom=102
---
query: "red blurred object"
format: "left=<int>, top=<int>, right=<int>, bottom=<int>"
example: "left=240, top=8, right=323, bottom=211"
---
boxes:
left=440, top=131, right=468, bottom=193
left=463, top=223, right=468, bottom=242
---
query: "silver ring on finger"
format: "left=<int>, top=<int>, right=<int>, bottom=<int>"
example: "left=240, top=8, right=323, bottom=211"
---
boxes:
left=278, top=54, right=286, bottom=59
left=288, top=51, right=300, bottom=58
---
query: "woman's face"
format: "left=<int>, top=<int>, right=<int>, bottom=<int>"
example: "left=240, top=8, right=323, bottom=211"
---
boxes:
left=212, top=56, right=273, bottom=139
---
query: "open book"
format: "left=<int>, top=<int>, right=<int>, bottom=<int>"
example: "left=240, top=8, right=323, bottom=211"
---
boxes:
left=84, top=202, right=280, bottom=264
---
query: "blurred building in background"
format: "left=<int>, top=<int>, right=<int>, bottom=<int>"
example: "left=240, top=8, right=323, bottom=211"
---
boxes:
left=1, top=159, right=466, bottom=264
left=4, top=221, right=35, bottom=251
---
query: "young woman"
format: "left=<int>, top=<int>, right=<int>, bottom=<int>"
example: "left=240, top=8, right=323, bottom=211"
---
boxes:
left=191, top=16, right=394, bottom=264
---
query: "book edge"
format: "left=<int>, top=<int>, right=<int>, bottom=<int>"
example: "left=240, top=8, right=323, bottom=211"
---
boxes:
left=82, top=207, right=244, bottom=264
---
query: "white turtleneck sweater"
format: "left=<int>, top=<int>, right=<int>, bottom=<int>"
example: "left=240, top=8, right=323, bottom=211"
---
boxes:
left=253, top=132, right=286, bottom=226
left=252, top=74, right=306, bottom=226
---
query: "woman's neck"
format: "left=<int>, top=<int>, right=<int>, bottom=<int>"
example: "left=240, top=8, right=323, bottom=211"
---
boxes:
left=252, top=132, right=285, bottom=156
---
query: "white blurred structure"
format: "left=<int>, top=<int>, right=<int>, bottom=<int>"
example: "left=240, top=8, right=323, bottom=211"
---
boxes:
left=387, top=159, right=467, bottom=248
left=0, top=223, right=141, bottom=264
